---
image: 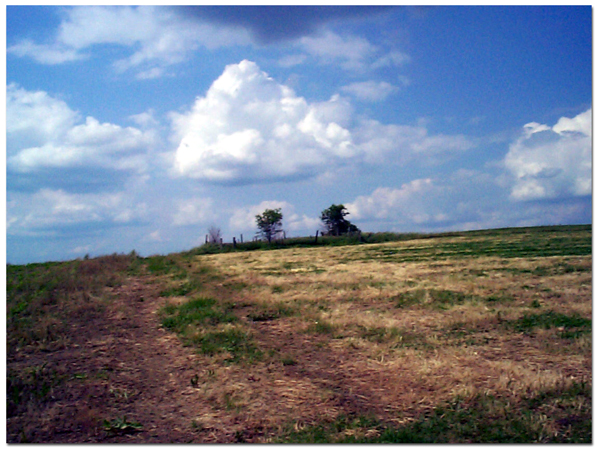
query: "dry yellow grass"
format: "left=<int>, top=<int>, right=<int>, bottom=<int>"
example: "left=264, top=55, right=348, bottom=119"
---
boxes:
left=162, top=235, right=591, bottom=436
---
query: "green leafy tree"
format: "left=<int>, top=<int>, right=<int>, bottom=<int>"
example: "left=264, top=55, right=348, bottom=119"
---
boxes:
left=321, top=204, right=360, bottom=236
left=255, top=208, right=284, bottom=243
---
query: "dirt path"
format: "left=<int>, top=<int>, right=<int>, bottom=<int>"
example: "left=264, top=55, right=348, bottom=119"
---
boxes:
left=10, top=268, right=589, bottom=443
left=8, top=276, right=247, bottom=443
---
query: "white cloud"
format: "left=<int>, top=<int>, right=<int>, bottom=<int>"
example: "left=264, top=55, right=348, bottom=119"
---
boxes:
left=170, top=60, right=358, bottom=184
left=354, top=119, right=474, bottom=165
left=6, top=83, right=79, bottom=148
left=504, top=108, right=591, bottom=201
left=7, top=39, right=85, bottom=64
left=7, top=189, right=147, bottom=235
left=371, top=50, right=410, bottom=69
left=298, top=30, right=378, bottom=71
left=170, top=60, right=473, bottom=184
left=172, top=197, right=216, bottom=226
left=9, top=7, right=409, bottom=79
left=129, top=109, right=160, bottom=129
left=7, top=84, right=156, bottom=176
left=293, top=30, right=409, bottom=72
left=8, top=6, right=251, bottom=78
left=340, top=80, right=398, bottom=102
left=346, top=179, right=448, bottom=225
left=278, top=54, right=307, bottom=68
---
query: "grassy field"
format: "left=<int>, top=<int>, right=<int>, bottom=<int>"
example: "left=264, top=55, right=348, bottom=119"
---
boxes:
left=6, top=225, right=591, bottom=443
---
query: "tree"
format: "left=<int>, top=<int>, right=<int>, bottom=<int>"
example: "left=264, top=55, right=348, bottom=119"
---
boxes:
left=255, top=208, right=283, bottom=243
left=321, top=204, right=360, bottom=236
left=207, top=226, right=222, bottom=245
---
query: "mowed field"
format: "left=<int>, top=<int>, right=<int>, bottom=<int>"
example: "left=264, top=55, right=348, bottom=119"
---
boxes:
left=7, top=225, right=591, bottom=443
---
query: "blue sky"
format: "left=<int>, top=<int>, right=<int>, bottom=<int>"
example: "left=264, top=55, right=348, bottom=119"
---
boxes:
left=6, top=5, right=592, bottom=264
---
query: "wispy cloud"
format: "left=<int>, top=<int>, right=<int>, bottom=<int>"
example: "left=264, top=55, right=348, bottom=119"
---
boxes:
left=7, top=189, right=147, bottom=235
left=8, top=6, right=252, bottom=78
left=341, top=80, right=399, bottom=102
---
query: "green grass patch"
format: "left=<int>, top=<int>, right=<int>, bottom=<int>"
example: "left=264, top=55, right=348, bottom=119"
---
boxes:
left=509, top=311, right=591, bottom=338
left=160, top=297, right=237, bottom=332
left=190, top=328, right=262, bottom=363
left=276, top=381, right=591, bottom=443
left=160, top=298, right=262, bottom=363
left=394, top=289, right=472, bottom=310
left=144, top=255, right=184, bottom=275
left=159, top=280, right=202, bottom=297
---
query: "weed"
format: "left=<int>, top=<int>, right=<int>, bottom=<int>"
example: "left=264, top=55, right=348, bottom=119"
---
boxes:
left=109, top=387, right=133, bottom=401
left=308, top=320, right=336, bottom=335
left=103, top=417, right=143, bottom=434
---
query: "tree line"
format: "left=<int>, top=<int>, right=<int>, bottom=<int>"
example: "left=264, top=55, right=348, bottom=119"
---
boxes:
left=206, top=204, right=360, bottom=246
left=255, top=204, right=359, bottom=243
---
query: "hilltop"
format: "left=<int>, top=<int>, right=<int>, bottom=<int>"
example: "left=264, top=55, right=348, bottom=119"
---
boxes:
left=7, top=225, right=592, bottom=443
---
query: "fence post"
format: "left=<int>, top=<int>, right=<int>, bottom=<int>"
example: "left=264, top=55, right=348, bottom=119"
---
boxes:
left=233, top=237, right=237, bottom=248
left=315, top=230, right=319, bottom=244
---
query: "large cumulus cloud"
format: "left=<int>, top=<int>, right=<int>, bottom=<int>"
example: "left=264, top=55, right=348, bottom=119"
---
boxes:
left=170, top=60, right=358, bottom=184
left=504, top=108, right=591, bottom=201
left=170, top=60, right=473, bottom=185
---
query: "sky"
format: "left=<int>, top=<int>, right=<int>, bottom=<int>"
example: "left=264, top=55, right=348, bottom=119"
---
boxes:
left=5, top=5, right=592, bottom=264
